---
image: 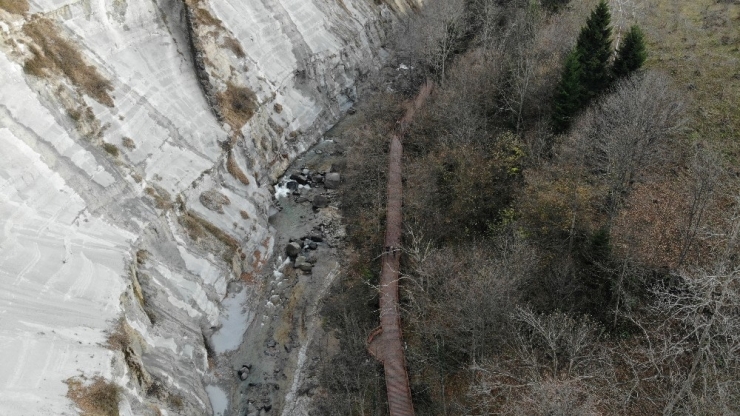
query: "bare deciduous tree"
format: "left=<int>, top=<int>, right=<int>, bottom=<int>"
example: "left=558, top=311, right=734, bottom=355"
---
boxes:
left=577, top=71, right=686, bottom=214
left=399, top=0, right=466, bottom=82
left=469, top=0, right=504, bottom=52
left=677, top=144, right=724, bottom=266
left=620, top=209, right=740, bottom=415
left=401, top=233, right=537, bottom=413
left=470, top=307, right=617, bottom=415
left=501, top=4, right=542, bottom=134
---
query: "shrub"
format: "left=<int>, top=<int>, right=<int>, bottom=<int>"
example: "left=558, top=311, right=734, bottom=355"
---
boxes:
left=406, top=131, right=525, bottom=242
left=102, top=143, right=119, bottom=157
left=217, top=82, right=257, bottom=131
left=121, top=137, right=136, bottom=149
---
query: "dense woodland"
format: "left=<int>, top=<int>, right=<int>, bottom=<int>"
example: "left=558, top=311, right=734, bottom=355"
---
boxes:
left=316, top=0, right=740, bottom=414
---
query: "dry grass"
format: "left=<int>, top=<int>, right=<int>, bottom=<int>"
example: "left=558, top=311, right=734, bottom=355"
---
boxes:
left=217, top=82, right=258, bottom=131
left=193, top=5, right=222, bottom=27
left=145, top=186, right=172, bottom=210
left=611, top=180, right=691, bottom=269
left=67, top=105, right=104, bottom=141
left=134, top=272, right=158, bottom=324
left=637, top=0, right=740, bottom=160
left=222, top=36, right=246, bottom=58
left=65, top=376, right=120, bottom=416
left=0, top=0, right=28, bottom=14
left=184, top=0, right=226, bottom=29
left=23, top=18, right=114, bottom=107
left=227, top=151, right=251, bottom=185
left=179, top=211, right=240, bottom=254
left=106, top=318, right=131, bottom=351
left=107, top=318, right=153, bottom=389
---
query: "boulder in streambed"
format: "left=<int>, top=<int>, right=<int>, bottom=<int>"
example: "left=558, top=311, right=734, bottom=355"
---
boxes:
left=289, top=173, right=308, bottom=185
left=238, top=366, right=250, bottom=381
left=312, top=195, right=329, bottom=209
left=285, top=242, right=301, bottom=258
left=324, top=172, right=340, bottom=189
left=294, top=255, right=313, bottom=272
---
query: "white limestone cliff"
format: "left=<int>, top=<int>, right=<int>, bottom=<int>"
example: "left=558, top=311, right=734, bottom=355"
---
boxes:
left=0, top=0, right=420, bottom=414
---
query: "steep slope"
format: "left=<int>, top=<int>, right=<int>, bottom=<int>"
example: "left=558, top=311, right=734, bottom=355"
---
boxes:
left=0, top=0, right=420, bottom=414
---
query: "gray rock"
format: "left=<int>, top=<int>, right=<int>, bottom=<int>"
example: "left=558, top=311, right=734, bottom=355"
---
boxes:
left=294, top=255, right=313, bottom=272
left=238, top=367, right=249, bottom=381
left=289, top=173, right=308, bottom=185
left=308, top=241, right=318, bottom=250
left=312, top=195, right=329, bottom=209
left=286, top=181, right=298, bottom=191
left=199, top=190, right=231, bottom=213
left=302, top=168, right=310, bottom=176
left=324, top=172, right=340, bottom=189
left=309, top=234, right=324, bottom=242
left=285, top=242, right=301, bottom=258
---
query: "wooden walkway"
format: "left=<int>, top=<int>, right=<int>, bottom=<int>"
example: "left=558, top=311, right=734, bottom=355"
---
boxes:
left=367, top=80, right=434, bottom=416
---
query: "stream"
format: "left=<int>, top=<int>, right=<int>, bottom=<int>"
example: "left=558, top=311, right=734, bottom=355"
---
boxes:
left=205, top=117, right=356, bottom=416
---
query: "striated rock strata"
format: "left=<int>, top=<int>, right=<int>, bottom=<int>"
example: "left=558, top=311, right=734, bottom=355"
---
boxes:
left=0, top=0, right=420, bottom=414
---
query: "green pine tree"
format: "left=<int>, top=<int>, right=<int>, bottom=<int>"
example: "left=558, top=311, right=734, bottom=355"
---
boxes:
left=575, top=0, right=613, bottom=101
left=612, top=25, right=647, bottom=79
left=552, top=50, right=584, bottom=134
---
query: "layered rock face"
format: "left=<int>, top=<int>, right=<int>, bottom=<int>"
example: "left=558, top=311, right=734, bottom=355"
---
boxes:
left=0, top=0, right=419, bottom=414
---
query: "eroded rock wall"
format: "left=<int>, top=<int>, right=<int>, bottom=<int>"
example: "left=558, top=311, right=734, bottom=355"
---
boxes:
left=0, top=0, right=419, bottom=414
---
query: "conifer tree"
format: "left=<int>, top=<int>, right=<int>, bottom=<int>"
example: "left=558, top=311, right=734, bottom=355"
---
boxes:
left=575, top=0, right=612, bottom=101
left=613, top=25, right=647, bottom=79
left=552, top=50, right=584, bottom=134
